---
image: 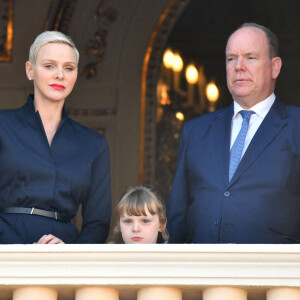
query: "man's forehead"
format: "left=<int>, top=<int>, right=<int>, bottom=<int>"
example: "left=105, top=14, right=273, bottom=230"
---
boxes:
left=226, top=27, right=268, bottom=53
left=230, top=26, right=265, bottom=40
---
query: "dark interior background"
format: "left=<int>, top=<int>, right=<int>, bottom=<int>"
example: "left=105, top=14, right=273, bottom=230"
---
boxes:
left=167, top=0, right=300, bottom=108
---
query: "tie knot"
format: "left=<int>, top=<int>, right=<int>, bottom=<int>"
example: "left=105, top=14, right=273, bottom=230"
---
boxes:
left=239, top=110, right=255, bottom=120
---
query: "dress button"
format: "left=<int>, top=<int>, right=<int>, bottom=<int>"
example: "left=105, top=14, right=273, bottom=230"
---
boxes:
left=224, top=191, right=230, bottom=197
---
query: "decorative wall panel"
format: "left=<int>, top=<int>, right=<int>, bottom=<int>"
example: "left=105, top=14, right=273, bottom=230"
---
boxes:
left=0, top=0, right=13, bottom=62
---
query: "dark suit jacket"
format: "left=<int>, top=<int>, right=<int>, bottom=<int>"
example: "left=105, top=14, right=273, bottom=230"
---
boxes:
left=167, top=99, right=300, bottom=243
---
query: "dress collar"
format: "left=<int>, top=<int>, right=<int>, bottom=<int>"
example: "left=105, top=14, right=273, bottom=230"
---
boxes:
left=22, top=94, right=68, bottom=129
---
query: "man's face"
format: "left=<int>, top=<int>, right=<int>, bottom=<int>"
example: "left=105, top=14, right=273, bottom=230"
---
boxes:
left=226, top=27, right=281, bottom=108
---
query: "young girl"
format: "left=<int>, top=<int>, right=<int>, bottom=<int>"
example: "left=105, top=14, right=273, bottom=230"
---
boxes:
left=110, top=185, right=169, bottom=244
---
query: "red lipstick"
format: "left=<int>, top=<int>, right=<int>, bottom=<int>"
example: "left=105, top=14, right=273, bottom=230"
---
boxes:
left=50, top=84, right=65, bottom=90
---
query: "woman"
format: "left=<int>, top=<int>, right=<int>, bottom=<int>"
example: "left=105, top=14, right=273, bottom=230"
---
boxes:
left=0, top=31, right=111, bottom=244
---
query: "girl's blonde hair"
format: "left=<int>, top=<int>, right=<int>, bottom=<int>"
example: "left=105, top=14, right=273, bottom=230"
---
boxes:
left=109, top=185, right=169, bottom=243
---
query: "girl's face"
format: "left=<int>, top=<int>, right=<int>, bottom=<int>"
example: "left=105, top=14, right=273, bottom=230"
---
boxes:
left=26, top=43, right=78, bottom=104
left=120, top=206, right=162, bottom=244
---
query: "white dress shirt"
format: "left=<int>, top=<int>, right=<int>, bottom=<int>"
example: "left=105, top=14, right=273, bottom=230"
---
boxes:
left=230, top=93, right=276, bottom=157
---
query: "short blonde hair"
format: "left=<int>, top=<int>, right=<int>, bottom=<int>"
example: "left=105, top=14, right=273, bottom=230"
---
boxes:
left=109, top=185, right=169, bottom=243
left=28, top=31, right=79, bottom=64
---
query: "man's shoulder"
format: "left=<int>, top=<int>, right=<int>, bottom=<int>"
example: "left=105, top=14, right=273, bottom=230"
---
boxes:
left=274, top=98, right=299, bottom=109
left=274, top=100, right=300, bottom=120
left=285, top=104, right=300, bottom=115
left=185, top=106, right=231, bottom=129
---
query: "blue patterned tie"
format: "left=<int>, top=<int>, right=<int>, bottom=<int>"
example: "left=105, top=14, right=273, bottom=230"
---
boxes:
left=229, top=110, right=255, bottom=182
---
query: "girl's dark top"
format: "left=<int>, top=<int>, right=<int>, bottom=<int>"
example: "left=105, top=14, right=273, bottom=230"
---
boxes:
left=0, top=95, right=111, bottom=243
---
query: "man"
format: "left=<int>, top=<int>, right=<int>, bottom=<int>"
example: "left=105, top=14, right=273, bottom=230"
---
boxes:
left=167, top=23, right=300, bottom=243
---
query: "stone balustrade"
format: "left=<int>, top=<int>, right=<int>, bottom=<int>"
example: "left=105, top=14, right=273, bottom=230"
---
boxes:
left=1, top=244, right=300, bottom=300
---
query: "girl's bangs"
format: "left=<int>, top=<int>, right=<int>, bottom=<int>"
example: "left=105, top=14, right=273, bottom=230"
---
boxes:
left=120, top=192, right=157, bottom=216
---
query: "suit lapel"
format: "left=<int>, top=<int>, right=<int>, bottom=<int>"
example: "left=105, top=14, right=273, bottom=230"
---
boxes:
left=210, top=105, right=233, bottom=186
left=228, top=100, right=288, bottom=186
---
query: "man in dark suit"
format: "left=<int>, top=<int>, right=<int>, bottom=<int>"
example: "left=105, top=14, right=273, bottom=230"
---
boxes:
left=167, top=23, right=300, bottom=243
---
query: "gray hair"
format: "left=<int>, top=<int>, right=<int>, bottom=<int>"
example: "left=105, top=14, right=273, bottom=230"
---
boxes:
left=227, top=23, right=279, bottom=59
left=28, top=31, right=79, bottom=64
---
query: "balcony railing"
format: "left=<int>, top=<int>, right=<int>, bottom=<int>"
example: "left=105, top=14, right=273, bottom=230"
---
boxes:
left=1, top=244, right=300, bottom=300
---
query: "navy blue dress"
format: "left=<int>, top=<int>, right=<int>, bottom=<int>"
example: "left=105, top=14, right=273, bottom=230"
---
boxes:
left=0, top=95, right=111, bottom=244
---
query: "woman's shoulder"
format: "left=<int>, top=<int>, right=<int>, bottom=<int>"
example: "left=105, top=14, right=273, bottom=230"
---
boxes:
left=0, top=107, right=22, bottom=123
left=0, top=107, right=21, bottom=115
left=66, top=118, right=108, bottom=149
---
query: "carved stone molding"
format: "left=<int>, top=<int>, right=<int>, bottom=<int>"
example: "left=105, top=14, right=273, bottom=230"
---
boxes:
left=140, top=0, right=191, bottom=184
left=67, top=107, right=116, bottom=117
left=0, top=0, right=13, bottom=62
left=83, top=0, right=117, bottom=79
left=44, top=0, right=78, bottom=33
left=67, top=109, right=111, bottom=136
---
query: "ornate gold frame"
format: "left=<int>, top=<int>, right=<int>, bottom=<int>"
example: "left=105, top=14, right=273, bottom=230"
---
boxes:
left=139, top=0, right=191, bottom=183
left=0, top=0, right=13, bottom=62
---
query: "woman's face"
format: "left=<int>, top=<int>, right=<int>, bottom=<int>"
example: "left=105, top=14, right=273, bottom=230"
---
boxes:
left=26, top=43, right=78, bottom=104
left=120, top=206, right=162, bottom=244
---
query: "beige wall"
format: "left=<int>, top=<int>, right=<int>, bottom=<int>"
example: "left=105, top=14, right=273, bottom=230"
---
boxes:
left=69, top=0, right=172, bottom=201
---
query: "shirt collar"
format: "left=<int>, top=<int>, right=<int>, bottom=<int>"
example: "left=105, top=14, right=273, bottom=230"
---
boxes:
left=232, top=93, right=276, bottom=120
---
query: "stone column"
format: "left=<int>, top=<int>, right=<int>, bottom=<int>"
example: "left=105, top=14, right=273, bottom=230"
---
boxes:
left=138, top=287, right=182, bottom=300
left=13, top=287, right=57, bottom=300
left=203, top=287, right=247, bottom=300
left=76, top=287, right=119, bottom=300
left=267, top=287, right=300, bottom=300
